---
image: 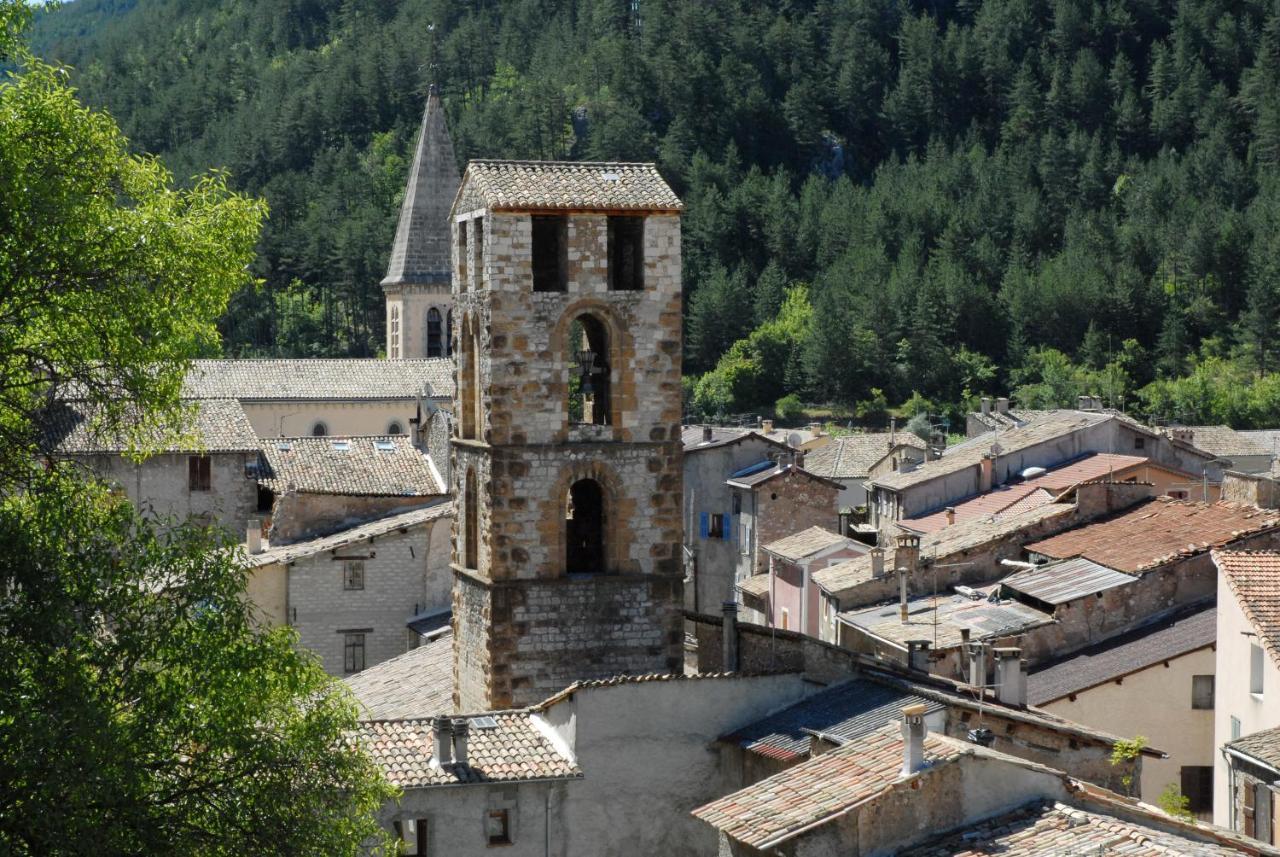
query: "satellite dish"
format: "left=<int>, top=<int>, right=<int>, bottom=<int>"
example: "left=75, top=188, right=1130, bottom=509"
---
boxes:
left=787, top=432, right=804, bottom=448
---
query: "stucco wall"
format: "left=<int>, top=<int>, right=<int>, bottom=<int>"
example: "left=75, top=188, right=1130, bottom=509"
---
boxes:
left=1215, top=576, right=1280, bottom=827
left=78, top=451, right=257, bottom=537
left=382, top=779, right=570, bottom=857
left=542, top=674, right=817, bottom=856
left=241, top=399, right=438, bottom=440
left=1041, top=644, right=1215, bottom=810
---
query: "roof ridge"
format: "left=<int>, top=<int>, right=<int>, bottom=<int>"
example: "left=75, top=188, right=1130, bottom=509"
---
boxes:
left=469, top=159, right=661, bottom=167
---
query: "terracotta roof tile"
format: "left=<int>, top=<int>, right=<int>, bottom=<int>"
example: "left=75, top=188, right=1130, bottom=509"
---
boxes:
left=762, top=526, right=858, bottom=563
left=185, top=358, right=453, bottom=400
left=693, top=725, right=965, bottom=849
left=1215, top=549, right=1280, bottom=670
left=804, top=433, right=925, bottom=481
left=246, top=503, right=452, bottom=568
left=1027, top=498, right=1280, bottom=573
left=462, top=160, right=682, bottom=212
left=345, top=628, right=455, bottom=719
left=902, top=799, right=1255, bottom=856
left=261, top=435, right=443, bottom=496
left=44, top=398, right=259, bottom=454
left=356, top=711, right=581, bottom=789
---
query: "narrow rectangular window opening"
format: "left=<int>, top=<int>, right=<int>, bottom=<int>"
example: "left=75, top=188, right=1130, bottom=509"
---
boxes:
left=343, top=631, right=367, bottom=674
left=486, top=809, right=511, bottom=845
left=708, top=513, right=726, bottom=539
left=457, top=221, right=469, bottom=289
left=472, top=217, right=485, bottom=289
left=607, top=216, right=644, bottom=290
left=343, top=560, right=365, bottom=591
left=188, top=455, right=212, bottom=492
left=532, top=216, right=568, bottom=292
left=1252, top=643, right=1265, bottom=695
left=394, top=818, right=429, bottom=856
left=1192, top=674, right=1215, bottom=710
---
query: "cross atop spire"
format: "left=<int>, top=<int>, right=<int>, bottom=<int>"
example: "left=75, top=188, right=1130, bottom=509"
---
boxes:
left=381, top=85, right=459, bottom=291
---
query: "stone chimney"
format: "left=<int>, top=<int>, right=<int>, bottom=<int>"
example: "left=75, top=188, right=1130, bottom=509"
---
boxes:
left=808, top=422, right=823, bottom=436
left=979, top=454, right=994, bottom=493
left=895, top=532, right=920, bottom=575
left=995, top=647, right=1027, bottom=707
left=980, top=396, right=991, bottom=416
left=900, top=703, right=928, bottom=775
left=906, top=640, right=931, bottom=672
left=451, top=717, right=470, bottom=765
left=246, top=518, right=263, bottom=555
left=722, top=600, right=739, bottom=671
left=702, top=424, right=713, bottom=443
left=1171, top=427, right=1195, bottom=444
left=870, top=546, right=885, bottom=579
left=966, top=641, right=987, bottom=689
left=1077, top=395, right=1089, bottom=411
left=995, top=397, right=1009, bottom=415
left=944, top=507, right=956, bottom=526
left=761, top=419, right=774, bottom=435
left=432, top=715, right=453, bottom=766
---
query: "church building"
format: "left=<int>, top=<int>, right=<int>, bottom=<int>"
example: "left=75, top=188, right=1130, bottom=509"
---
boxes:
left=382, top=84, right=459, bottom=360
left=448, top=160, right=687, bottom=710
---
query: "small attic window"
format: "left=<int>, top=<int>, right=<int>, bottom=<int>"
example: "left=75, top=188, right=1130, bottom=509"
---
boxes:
left=331, top=440, right=351, bottom=452
left=601, top=171, right=620, bottom=182
left=374, top=439, right=395, bottom=451
left=275, top=441, right=292, bottom=452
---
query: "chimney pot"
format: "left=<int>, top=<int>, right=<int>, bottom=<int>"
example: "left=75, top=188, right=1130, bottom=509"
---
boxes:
left=995, top=647, right=1027, bottom=707
left=432, top=715, right=453, bottom=766
left=901, top=704, right=928, bottom=775
left=702, top=424, right=713, bottom=443
left=722, top=600, right=740, bottom=671
left=907, top=640, right=931, bottom=672
left=761, top=419, right=774, bottom=435
left=870, top=547, right=885, bottom=579
left=995, top=397, right=1009, bottom=415
left=944, top=506, right=956, bottom=526
left=246, top=518, right=263, bottom=554
left=979, top=455, right=994, bottom=493
left=451, top=717, right=470, bottom=765
left=980, top=397, right=991, bottom=416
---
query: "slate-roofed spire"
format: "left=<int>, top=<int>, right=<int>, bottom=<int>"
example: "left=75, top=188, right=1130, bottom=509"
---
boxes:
left=381, top=84, right=459, bottom=290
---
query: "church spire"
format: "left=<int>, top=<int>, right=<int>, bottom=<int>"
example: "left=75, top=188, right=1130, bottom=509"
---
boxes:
left=381, top=84, right=459, bottom=290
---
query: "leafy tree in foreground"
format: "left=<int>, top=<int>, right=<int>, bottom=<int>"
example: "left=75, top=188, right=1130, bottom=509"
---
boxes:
left=0, top=10, right=263, bottom=480
left=0, top=476, right=396, bottom=855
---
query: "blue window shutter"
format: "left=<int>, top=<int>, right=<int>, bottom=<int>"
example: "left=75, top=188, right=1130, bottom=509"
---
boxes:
left=724, top=514, right=733, bottom=542
left=699, top=512, right=709, bottom=539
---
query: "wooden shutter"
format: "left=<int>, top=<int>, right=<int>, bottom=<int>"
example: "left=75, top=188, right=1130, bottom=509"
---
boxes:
left=699, top=513, right=709, bottom=539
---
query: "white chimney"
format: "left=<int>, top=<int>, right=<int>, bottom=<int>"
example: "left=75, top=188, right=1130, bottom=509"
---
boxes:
left=451, top=717, right=470, bottom=765
left=907, top=640, right=931, bottom=672
left=966, top=641, right=987, bottom=689
left=995, top=647, right=1027, bottom=707
left=870, top=547, right=885, bottom=579
left=995, top=397, right=1009, bottom=414
left=432, top=715, right=453, bottom=766
left=980, top=396, right=991, bottom=416
left=901, top=703, right=928, bottom=775
left=246, top=518, right=263, bottom=554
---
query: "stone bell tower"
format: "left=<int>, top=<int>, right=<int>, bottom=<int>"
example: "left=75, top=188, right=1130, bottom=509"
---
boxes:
left=450, top=160, right=686, bottom=711
left=382, top=84, right=459, bottom=360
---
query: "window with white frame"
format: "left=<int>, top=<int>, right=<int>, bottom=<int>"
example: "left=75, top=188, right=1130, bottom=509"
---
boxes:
left=1252, top=643, right=1265, bottom=695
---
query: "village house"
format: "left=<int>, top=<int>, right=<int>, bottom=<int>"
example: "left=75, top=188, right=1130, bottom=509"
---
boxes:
left=44, top=397, right=260, bottom=536
left=802, top=429, right=926, bottom=512
left=694, top=704, right=1273, bottom=857
left=1027, top=603, right=1217, bottom=817
left=183, top=357, right=452, bottom=440
left=869, top=410, right=1219, bottom=533
left=738, top=526, right=867, bottom=635
left=1180, top=425, right=1276, bottom=474
left=682, top=426, right=792, bottom=613
left=1213, top=550, right=1280, bottom=839
left=243, top=502, right=452, bottom=676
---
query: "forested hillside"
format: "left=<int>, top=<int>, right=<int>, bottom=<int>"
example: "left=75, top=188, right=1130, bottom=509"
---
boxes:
left=27, top=0, right=1280, bottom=426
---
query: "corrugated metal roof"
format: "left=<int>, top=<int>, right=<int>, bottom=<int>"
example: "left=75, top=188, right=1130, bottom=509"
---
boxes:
left=1002, top=557, right=1136, bottom=605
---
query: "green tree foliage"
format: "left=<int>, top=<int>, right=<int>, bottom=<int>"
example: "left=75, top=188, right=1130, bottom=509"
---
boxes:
left=0, top=27, right=263, bottom=477
left=0, top=476, right=396, bottom=855
left=25, top=0, right=1280, bottom=419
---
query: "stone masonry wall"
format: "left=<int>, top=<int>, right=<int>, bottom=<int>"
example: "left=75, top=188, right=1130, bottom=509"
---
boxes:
left=85, top=451, right=256, bottom=538
left=745, top=470, right=839, bottom=578
left=289, top=515, right=450, bottom=676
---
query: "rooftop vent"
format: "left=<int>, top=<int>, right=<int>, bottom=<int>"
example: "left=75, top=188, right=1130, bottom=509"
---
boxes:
left=601, top=171, right=620, bottom=182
